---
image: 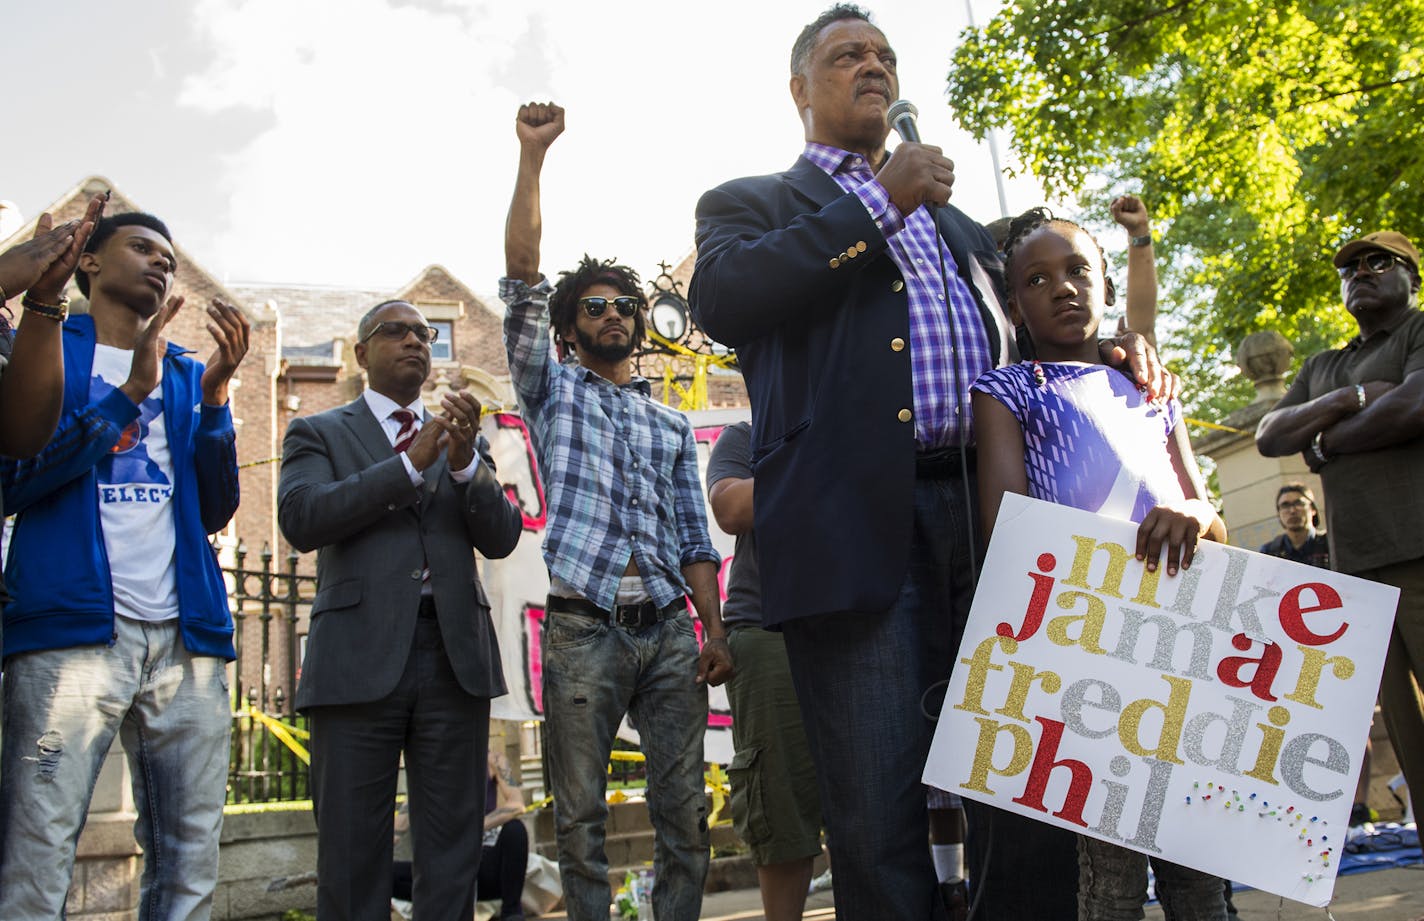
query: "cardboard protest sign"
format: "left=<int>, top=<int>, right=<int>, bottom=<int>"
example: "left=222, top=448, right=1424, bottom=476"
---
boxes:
left=924, top=493, right=1398, bottom=906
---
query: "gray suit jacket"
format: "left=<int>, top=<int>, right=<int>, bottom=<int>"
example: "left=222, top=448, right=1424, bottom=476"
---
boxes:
left=278, top=396, right=522, bottom=709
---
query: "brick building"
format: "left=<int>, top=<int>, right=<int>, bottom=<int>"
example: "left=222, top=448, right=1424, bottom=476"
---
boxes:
left=1, top=175, right=745, bottom=705
left=3, top=175, right=746, bottom=533
left=1, top=178, right=524, bottom=549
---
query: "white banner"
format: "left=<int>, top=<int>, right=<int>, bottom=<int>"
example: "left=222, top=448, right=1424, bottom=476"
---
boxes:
left=925, top=493, right=1398, bottom=907
left=479, top=411, right=742, bottom=764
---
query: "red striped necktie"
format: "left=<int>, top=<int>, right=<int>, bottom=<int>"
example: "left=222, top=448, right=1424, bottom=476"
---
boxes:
left=391, top=409, right=419, bottom=453
left=390, top=408, right=430, bottom=587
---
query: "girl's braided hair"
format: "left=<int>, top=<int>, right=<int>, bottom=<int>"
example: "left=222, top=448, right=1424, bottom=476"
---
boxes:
left=1000, top=207, right=1108, bottom=282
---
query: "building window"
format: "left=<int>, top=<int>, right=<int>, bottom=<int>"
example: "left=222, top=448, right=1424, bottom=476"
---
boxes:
left=430, top=320, right=454, bottom=362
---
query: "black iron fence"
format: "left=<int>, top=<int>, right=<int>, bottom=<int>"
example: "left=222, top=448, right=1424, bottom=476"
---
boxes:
left=218, top=541, right=657, bottom=808
left=224, top=540, right=315, bottom=804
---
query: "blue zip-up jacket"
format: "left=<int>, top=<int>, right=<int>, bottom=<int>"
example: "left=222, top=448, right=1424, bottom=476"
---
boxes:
left=1, top=314, right=239, bottom=660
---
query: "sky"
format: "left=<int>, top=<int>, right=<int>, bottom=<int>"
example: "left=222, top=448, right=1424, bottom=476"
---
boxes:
left=3, top=0, right=1055, bottom=296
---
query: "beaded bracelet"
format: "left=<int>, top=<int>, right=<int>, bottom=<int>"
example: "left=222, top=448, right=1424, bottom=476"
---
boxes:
left=20, top=293, right=70, bottom=322
left=1310, top=431, right=1329, bottom=467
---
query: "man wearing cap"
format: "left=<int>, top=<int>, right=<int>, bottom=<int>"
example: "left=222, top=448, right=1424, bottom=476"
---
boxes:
left=1257, top=230, right=1424, bottom=831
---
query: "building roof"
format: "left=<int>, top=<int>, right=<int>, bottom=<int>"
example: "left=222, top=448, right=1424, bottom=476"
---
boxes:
left=228, top=281, right=389, bottom=349
left=232, top=265, right=503, bottom=356
left=1, top=176, right=500, bottom=360
left=0, top=175, right=264, bottom=322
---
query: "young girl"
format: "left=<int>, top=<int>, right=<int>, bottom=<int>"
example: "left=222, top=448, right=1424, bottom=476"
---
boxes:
left=972, top=209, right=1229, bottom=921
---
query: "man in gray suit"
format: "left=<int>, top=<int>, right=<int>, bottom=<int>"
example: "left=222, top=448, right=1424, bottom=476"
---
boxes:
left=278, top=299, right=523, bottom=921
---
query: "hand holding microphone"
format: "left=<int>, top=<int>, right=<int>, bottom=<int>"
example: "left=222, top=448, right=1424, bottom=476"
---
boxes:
left=877, top=99, right=956, bottom=215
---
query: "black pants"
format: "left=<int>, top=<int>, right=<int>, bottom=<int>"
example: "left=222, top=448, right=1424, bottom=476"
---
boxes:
left=964, top=802, right=1079, bottom=919
left=310, top=616, right=490, bottom=921
left=394, top=819, right=529, bottom=917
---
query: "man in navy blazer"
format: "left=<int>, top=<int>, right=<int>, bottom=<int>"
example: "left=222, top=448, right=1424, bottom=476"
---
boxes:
left=690, top=6, right=1168, bottom=920
left=690, top=10, right=1007, bottom=920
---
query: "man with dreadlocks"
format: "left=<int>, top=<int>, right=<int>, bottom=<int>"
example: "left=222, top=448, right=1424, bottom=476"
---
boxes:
left=500, top=101, right=733, bottom=921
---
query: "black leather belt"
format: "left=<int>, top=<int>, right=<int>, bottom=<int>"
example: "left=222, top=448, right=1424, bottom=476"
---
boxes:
left=915, top=445, right=976, bottom=480
left=417, top=596, right=438, bottom=619
left=546, top=595, right=682, bottom=629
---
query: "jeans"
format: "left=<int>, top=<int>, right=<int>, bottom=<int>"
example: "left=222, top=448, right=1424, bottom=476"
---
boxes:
left=781, top=476, right=978, bottom=921
left=1078, top=837, right=1227, bottom=921
left=0, top=616, right=231, bottom=921
left=542, top=611, right=709, bottom=921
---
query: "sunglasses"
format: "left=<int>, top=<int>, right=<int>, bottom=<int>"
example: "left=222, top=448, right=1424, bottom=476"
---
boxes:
left=578, top=296, right=640, bottom=319
left=1337, top=251, right=1410, bottom=279
left=360, top=321, right=439, bottom=344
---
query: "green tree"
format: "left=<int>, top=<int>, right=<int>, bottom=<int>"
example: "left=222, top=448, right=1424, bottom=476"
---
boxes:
left=945, top=0, right=1423, bottom=418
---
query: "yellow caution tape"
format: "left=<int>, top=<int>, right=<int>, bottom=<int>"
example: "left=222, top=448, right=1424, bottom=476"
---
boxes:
left=243, top=704, right=312, bottom=765
left=705, top=763, right=732, bottom=827
left=644, top=329, right=737, bottom=367
left=1185, top=417, right=1251, bottom=436
left=642, top=330, right=737, bottom=411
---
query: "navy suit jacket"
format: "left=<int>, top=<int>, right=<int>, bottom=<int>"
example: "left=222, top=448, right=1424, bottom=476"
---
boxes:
left=689, top=155, right=1012, bottom=625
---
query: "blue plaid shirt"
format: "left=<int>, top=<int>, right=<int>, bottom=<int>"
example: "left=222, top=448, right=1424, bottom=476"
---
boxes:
left=500, top=276, right=719, bottom=611
left=803, top=143, right=994, bottom=447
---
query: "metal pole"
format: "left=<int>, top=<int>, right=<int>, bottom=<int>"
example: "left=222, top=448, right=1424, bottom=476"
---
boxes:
left=963, top=0, right=1011, bottom=217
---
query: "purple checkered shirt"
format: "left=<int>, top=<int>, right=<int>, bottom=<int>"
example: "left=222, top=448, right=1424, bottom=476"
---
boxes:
left=803, top=142, right=993, bottom=447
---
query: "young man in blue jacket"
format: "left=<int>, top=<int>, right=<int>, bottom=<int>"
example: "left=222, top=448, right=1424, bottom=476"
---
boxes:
left=0, top=212, right=250, bottom=921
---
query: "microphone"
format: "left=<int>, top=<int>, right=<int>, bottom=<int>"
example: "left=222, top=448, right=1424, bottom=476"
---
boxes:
left=887, top=99, right=921, bottom=144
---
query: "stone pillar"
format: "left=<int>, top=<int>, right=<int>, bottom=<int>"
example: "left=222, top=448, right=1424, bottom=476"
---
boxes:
left=1193, top=330, right=1326, bottom=549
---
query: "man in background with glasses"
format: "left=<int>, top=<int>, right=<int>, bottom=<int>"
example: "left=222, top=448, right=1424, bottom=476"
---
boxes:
left=1258, top=230, right=1424, bottom=855
left=278, top=299, right=523, bottom=921
left=500, top=101, right=733, bottom=921
left=1259, top=483, right=1329, bottom=568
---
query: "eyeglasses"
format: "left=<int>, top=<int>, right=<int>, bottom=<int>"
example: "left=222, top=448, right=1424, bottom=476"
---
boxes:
left=1278, top=499, right=1310, bottom=510
left=360, top=321, right=439, bottom=344
left=1337, top=251, right=1410, bottom=279
left=578, top=296, right=640, bottom=319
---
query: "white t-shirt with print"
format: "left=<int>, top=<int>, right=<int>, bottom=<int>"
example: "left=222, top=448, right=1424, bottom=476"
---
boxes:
left=92, top=344, right=180, bottom=622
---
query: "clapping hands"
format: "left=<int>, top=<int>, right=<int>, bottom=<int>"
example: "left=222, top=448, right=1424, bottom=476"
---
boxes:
left=0, top=192, right=107, bottom=305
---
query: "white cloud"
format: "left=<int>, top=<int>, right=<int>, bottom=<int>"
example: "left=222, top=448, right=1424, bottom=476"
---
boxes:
left=176, top=0, right=1051, bottom=290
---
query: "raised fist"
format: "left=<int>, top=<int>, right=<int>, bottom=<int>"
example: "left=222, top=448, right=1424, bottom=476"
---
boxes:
left=1110, top=194, right=1151, bottom=236
left=516, top=102, right=565, bottom=151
